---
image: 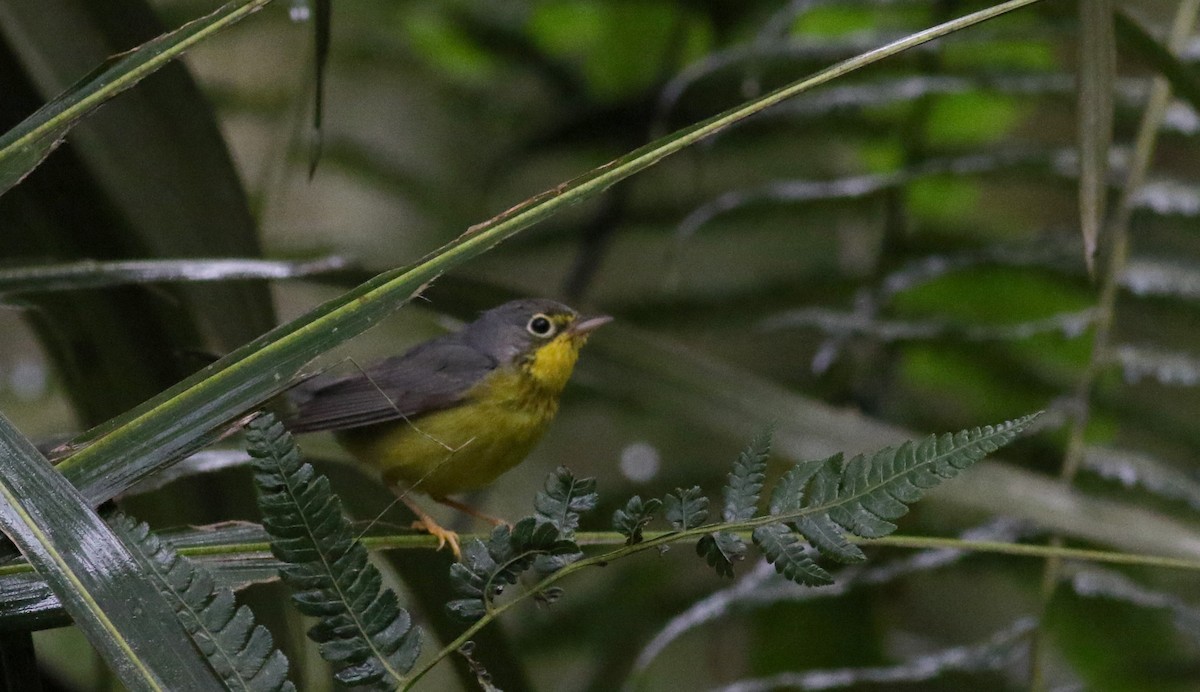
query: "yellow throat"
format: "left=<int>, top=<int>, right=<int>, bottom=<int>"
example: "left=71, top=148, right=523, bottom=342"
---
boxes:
left=337, top=331, right=591, bottom=499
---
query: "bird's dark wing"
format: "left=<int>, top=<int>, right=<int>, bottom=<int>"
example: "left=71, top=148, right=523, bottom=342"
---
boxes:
left=284, top=338, right=496, bottom=433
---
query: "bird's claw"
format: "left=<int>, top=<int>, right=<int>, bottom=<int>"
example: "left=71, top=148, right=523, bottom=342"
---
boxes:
left=412, top=519, right=461, bottom=560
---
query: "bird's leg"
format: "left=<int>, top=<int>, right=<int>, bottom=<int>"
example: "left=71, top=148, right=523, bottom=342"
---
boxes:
left=435, top=496, right=511, bottom=528
left=397, top=494, right=461, bottom=559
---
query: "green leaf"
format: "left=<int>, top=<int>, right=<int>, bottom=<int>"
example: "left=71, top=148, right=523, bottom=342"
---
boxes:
left=447, top=519, right=578, bottom=623
left=760, top=415, right=1039, bottom=584
left=697, top=531, right=746, bottom=578
left=0, top=257, right=349, bottom=299
left=793, top=515, right=866, bottom=564
left=1115, top=11, right=1200, bottom=119
left=768, top=458, right=829, bottom=515
left=247, top=414, right=420, bottom=688
left=722, top=425, right=773, bottom=522
left=533, top=466, right=598, bottom=540
left=0, top=0, right=272, bottom=195
left=113, top=515, right=295, bottom=692
left=664, top=487, right=709, bottom=530
left=612, top=495, right=661, bottom=545
left=1077, top=0, right=1115, bottom=272
left=752, top=523, right=832, bottom=587
left=0, top=411, right=223, bottom=689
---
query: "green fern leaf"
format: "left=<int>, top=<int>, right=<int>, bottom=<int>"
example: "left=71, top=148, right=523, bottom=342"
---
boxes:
left=751, top=523, right=832, bottom=586
left=665, top=487, right=709, bottom=530
left=793, top=515, right=865, bottom=563
left=697, top=531, right=746, bottom=578
left=532, top=467, right=597, bottom=577
left=768, top=457, right=828, bottom=514
left=534, top=466, right=598, bottom=539
left=447, top=473, right=587, bottom=624
left=114, top=515, right=295, bottom=692
left=612, top=495, right=661, bottom=545
left=247, top=414, right=420, bottom=688
left=723, top=425, right=773, bottom=521
left=760, top=414, right=1038, bottom=584
left=448, top=517, right=579, bottom=622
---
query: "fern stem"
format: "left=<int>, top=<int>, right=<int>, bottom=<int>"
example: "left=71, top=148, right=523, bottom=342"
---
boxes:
left=401, top=520, right=1200, bottom=688
left=1032, top=4, right=1200, bottom=689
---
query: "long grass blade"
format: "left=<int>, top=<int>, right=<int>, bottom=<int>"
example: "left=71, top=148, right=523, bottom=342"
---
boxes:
left=0, top=412, right=222, bottom=690
left=0, top=0, right=272, bottom=195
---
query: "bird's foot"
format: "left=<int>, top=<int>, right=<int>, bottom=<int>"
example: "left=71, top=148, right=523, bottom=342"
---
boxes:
left=411, top=518, right=461, bottom=559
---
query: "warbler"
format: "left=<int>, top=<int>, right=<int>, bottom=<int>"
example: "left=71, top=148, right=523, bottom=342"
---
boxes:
left=284, top=299, right=611, bottom=558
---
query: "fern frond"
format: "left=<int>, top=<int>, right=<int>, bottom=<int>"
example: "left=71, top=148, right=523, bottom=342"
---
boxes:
left=758, top=414, right=1039, bottom=585
left=697, top=531, right=747, bottom=578
left=613, top=495, right=662, bottom=545
left=447, top=517, right=578, bottom=622
left=534, top=466, right=598, bottom=539
left=113, top=515, right=295, bottom=692
left=665, top=487, right=709, bottom=530
left=723, top=425, right=773, bottom=522
left=246, top=414, right=420, bottom=689
left=699, top=427, right=774, bottom=577
left=751, top=523, right=831, bottom=586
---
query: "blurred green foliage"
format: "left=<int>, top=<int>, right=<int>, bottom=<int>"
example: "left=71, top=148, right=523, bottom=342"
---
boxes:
left=2, top=0, right=1200, bottom=690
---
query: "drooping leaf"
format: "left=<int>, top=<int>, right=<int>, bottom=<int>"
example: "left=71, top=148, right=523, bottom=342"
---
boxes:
left=246, top=414, right=420, bottom=688
left=697, top=531, right=747, bottom=578
left=308, top=0, right=332, bottom=177
left=113, top=515, right=295, bottom=692
left=612, top=495, right=661, bottom=545
left=1077, top=0, right=1115, bottom=272
left=664, top=487, right=709, bottom=530
left=722, top=425, right=773, bottom=522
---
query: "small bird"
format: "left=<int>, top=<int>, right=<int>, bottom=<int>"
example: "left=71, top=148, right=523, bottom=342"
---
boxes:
left=284, top=299, right=611, bottom=558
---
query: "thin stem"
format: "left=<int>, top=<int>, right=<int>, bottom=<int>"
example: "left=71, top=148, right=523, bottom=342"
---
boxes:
left=400, top=519, right=1200, bottom=688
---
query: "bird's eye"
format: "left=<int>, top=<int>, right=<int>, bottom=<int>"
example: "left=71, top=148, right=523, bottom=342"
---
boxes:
left=527, top=314, right=555, bottom=337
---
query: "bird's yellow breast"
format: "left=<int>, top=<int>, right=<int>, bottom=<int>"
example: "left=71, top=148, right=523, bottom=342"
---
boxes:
left=336, top=333, right=586, bottom=499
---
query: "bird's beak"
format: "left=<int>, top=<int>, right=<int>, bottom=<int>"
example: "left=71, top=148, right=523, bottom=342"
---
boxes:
left=569, top=314, right=613, bottom=336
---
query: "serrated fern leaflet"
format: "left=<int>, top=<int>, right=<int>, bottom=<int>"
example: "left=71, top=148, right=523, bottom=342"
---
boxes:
left=748, top=414, right=1039, bottom=585
left=613, top=495, right=661, bottom=545
left=665, top=487, right=709, bottom=530
left=114, top=515, right=295, bottom=692
left=246, top=414, right=420, bottom=689
left=448, top=467, right=594, bottom=622
left=534, top=466, right=598, bottom=539
left=700, top=426, right=773, bottom=577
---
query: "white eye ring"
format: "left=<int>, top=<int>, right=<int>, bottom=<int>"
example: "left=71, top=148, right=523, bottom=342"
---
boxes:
left=527, top=314, right=555, bottom=337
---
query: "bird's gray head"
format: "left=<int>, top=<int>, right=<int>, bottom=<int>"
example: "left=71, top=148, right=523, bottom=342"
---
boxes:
left=460, top=299, right=610, bottom=365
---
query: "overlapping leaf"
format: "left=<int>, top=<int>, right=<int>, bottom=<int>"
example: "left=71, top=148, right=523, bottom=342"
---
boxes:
left=246, top=414, right=420, bottom=689
left=114, top=515, right=294, bottom=692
